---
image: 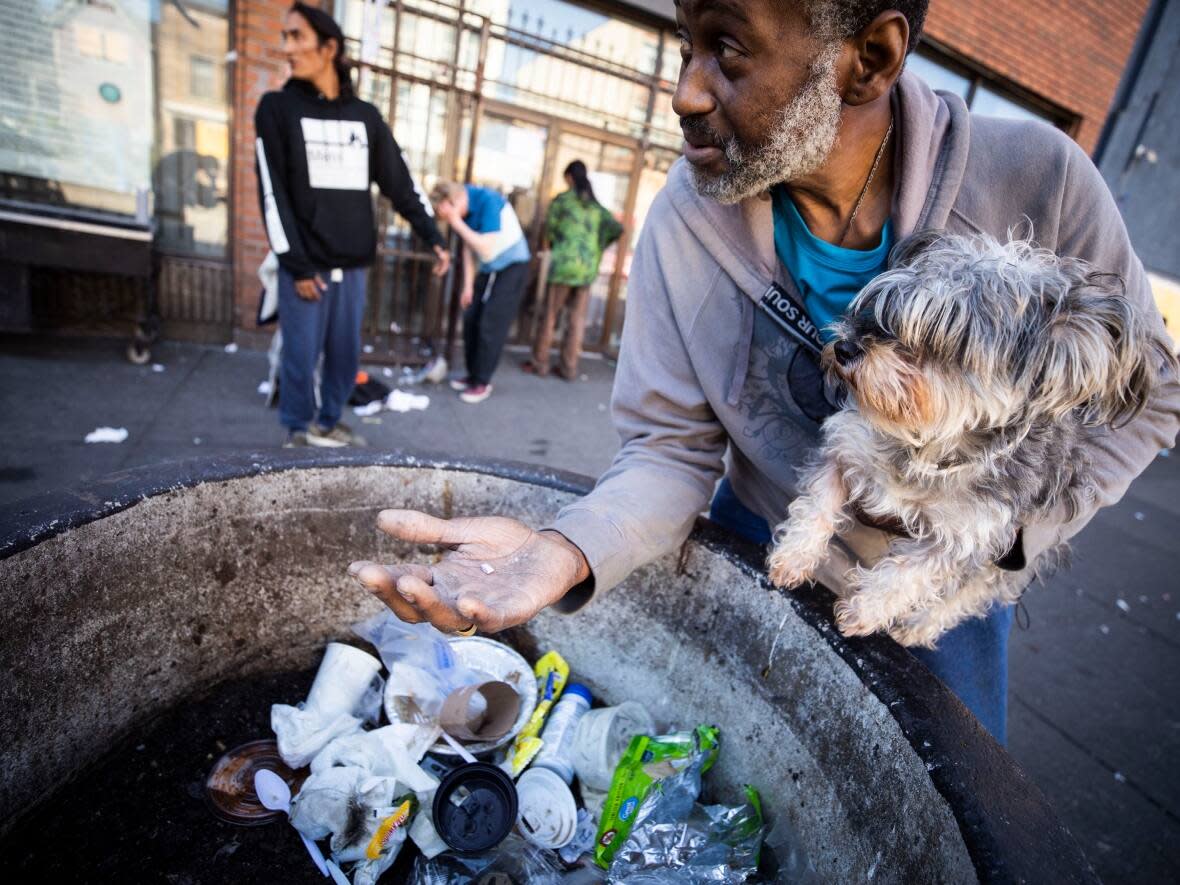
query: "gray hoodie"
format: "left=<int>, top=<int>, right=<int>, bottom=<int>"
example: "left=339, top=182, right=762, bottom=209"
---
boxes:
left=551, top=71, right=1180, bottom=608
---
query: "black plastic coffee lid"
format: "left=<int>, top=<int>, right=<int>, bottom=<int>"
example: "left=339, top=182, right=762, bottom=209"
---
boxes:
left=431, top=761, right=519, bottom=853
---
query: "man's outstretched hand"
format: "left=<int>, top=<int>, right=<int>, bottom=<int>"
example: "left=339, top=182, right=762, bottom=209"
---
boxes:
left=348, top=510, right=591, bottom=634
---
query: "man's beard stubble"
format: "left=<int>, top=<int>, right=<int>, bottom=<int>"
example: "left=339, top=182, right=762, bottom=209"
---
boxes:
left=687, top=45, right=843, bottom=205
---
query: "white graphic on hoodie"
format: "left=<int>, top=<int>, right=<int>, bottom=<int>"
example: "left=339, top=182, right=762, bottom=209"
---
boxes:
left=300, top=118, right=369, bottom=191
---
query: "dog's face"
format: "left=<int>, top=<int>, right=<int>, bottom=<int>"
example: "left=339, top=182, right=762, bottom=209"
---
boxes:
left=824, top=231, right=1171, bottom=450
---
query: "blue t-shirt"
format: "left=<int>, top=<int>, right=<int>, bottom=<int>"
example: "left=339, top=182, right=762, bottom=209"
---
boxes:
left=770, top=186, right=892, bottom=342
left=464, top=185, right=531, bottom=272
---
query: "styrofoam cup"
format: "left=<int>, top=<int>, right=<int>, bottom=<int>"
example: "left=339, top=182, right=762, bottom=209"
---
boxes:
left=516, top=767, right=578, bottom=849
left=570, top=701, right=654, bottom=792
left=305, top=642, right=383, bottom=719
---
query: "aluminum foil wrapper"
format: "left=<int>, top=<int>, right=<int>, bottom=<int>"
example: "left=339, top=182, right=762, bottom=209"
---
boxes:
left=607, top=754, right=764, bottom=884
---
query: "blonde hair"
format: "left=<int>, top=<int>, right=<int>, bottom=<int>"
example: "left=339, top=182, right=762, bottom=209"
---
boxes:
left=429, top=181, right=465, bottom=205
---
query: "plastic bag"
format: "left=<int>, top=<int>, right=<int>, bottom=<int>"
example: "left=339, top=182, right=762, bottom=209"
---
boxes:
left=606, top=732, right=765, bottom=884
left=407, top=833, right=564, bottom=885
left=353, top=611, right=467, bottom=687
left=758, top=815, right=821, bottom=885
left=595, top=725, right=719, bottom=868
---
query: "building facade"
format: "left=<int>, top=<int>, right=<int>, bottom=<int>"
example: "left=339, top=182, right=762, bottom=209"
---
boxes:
left=0, top=0, right=1156, bottom=359
left=1095, top=0, right=1180, bottom=341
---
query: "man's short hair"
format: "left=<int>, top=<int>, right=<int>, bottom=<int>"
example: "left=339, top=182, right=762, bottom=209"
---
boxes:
left=429, top=181, right=465, bottom=205
left=804, top=1, right=929, bottom=54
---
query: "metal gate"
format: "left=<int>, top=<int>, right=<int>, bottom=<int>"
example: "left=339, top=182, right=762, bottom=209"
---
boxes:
left=336, top=0, right=681, bottom=363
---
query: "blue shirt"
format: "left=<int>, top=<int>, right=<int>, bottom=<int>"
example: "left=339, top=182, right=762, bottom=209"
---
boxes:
left=464, top=185, right=531, bottom=272
left=770, top=186, right=892, bottom=342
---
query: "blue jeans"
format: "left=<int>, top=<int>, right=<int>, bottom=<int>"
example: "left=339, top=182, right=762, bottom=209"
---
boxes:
left=709, top=478, right=1014, bottom=744
left=278, top=266, right=367, bottom=433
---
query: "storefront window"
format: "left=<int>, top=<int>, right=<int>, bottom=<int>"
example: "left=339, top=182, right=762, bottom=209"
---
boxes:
left=0, top=0, right=155, bottom=217
left=0, top=0, right=230, bottom=257
left=154, top=0, right=231, bottom=257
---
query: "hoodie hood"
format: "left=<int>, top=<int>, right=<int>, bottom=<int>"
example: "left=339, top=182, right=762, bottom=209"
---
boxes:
left=664, top=70, right=971, bottom=306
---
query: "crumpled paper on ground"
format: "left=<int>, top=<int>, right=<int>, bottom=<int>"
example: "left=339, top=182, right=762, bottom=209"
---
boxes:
left=386, top=389, right=429, bottom=412
left=352, top=389, right=430, bottom=417
left=84, top=426, right=128, bottom=443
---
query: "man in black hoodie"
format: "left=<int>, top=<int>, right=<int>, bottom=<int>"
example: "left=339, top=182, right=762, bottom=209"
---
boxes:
left=256, top=3, right=450, bottom=447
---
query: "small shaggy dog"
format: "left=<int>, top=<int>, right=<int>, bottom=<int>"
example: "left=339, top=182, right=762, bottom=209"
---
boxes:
left=768, top=230, right=1175, bottom=648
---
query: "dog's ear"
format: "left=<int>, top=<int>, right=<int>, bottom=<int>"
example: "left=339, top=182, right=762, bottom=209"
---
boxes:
left=1031, top=268, right=1174, bottom=427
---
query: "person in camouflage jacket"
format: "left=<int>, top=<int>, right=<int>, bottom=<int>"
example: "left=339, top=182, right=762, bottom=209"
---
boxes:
left=527, top=160, right=624, bottom=379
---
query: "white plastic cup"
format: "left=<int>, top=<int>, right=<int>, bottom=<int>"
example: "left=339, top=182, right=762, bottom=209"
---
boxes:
left=516, top=767, right=578, bottom=849
left=570, top=700, right=654, bottom=792
left=305, top=642, right=383, bottom=719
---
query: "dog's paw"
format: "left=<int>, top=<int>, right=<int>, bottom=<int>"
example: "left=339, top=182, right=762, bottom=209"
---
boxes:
left=830, top=597, right=892, bottom=637
left=833, top=597, right=885, bottom=637
left=766, top=524, right=832, bottom=588
left=767, top=556, right=817, bottom=589
left=886, top=617, right=941, bottom=649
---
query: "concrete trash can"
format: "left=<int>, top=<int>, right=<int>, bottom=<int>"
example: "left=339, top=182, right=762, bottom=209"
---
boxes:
left=0, top=452, right=1096, bottom=883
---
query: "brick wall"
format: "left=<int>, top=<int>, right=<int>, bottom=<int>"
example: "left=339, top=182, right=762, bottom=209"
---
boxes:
left=230, top=0, right=323, bottom=332
left=923, top=0, right=1149, bottom=153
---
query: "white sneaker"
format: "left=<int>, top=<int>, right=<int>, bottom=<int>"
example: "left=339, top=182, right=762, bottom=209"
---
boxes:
left=459, top=383, right=493, bottom=404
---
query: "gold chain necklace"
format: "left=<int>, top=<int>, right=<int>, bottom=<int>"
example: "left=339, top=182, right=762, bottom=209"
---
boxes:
left=839, top=116, right=894, bottom=247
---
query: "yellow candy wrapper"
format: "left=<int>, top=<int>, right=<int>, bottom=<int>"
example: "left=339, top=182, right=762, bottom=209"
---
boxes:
left=365, top=795, right=417, bottom=859
left=509, top=650, right=569, bottom=777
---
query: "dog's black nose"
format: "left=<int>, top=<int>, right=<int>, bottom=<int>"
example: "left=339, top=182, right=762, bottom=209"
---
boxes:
left=833, top=340, right=862, bottom=366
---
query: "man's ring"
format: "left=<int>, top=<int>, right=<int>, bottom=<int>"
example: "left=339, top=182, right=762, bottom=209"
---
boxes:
left=455, top=623, right=477, bottom=637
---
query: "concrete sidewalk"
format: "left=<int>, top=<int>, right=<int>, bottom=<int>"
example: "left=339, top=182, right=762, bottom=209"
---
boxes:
left=1, top=334, right=1177, bottom=883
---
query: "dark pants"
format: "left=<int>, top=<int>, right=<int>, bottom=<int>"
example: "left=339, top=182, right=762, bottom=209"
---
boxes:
left=532, top=283, right=591, bottom=377
left=278, top=266, right=366, bottom=433
left=709, top=477, right=1015, bottom=744
left=463, top=261, right=530, bottom=386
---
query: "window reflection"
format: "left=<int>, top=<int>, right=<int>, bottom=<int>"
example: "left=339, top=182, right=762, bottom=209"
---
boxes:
left=154, top=0, right=230, bottom=256
left=906, top=51, right=971, bottom=99
left=0, top=0, right=155, bottom=216
left=905, top=46, right=1062, bottom=128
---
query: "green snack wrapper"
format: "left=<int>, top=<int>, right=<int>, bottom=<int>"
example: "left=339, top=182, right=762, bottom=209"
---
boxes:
left=593, top=724, right=720, bottom=868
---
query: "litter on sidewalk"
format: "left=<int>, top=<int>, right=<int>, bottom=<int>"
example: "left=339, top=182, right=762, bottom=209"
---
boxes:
left=208, top=610, right=785, bottom=883
left=352, top=390, right=430, bottom=417
left=84, top=426, right=128, bottom=444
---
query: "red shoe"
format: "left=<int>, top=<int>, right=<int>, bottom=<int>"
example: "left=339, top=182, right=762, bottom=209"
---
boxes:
left=449, top=376, right=471, bottom=391
left=521, top=360, right=549, bottom=377
left=459, top=383, right=493, bottom=404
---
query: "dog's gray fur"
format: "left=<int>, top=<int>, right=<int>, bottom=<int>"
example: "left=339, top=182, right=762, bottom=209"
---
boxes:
left=768, top=230, right=1176, bottom=647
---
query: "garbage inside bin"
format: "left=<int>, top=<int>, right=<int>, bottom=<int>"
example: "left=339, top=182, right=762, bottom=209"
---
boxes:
left=508, top=650, right=570, bottom=777
left=408, top=832, right=566, bottom=884
left=205, top=612, right=783, bottom=883
left=270, top=642, right=385, bottom=768
left=594, top=725, right=720, bottom=868
left=205, top=738, right=305, bottom=826
left=431, top=761, right=519, bottom=852
left=516, top=766, right=578, bottom=848
left=570, top=701, right=655, bottom=793
left=605, top=738, right=765, bottom=883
